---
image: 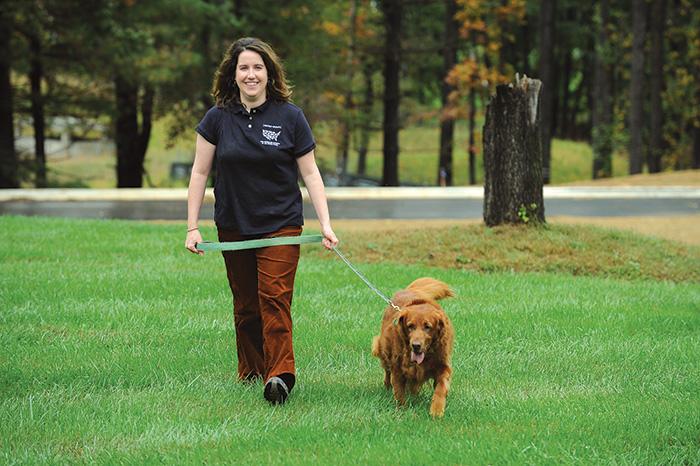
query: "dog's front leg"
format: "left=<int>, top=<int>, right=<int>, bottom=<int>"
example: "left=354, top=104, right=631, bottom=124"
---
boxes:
left=383, top=369, right=391, bottom=389
left=390, top=368, right=406, bottom=406
left=429, top=366, right=452, bottom=417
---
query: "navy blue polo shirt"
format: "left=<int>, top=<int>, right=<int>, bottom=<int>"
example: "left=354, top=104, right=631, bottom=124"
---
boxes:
left=196, top=100, right=316, bottom=235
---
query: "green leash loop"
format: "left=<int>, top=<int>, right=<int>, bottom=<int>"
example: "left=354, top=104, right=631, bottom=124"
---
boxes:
left=196, top=234, right=324, bottom=252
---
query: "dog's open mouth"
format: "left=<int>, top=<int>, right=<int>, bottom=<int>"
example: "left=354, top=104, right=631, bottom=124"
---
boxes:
left=411, top=351, right=425, bottom=365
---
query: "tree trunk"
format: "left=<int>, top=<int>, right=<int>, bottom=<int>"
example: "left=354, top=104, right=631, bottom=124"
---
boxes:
left=537, top=0, right=555, bottom=185
left=569, top=38, right=590, bottom=140
left=693, top=124, right=700, bottom=169
left=483, top=76, right=545, bottom=226
left=648, top=0, right=665, bottom=173
left=437, top=0, right=458, bottom=187
left=233, top=0, right=244, bottom=17
left=115, top=76, right=142, bottom=188
left=337, top=0, right=358, bottom=181
left=592, top=0, right=613, bottom=179
left=517, top=21, right=532, bottom=77
left=356, top=60, right=373, bottom=176
left=198, top=19, right=214, bottom=110
left=138, top=84, right=154, bottom=181
left=629, top=0, right=647, bottom=175
left=0, top=9, right=18, bottom=189
left=558, top=47, right=572, bottom=138
left=467, top=87, right=477, bottom=186
left=381, top=0, right=401, bottom=186
left=29, top=33, right=47, bottom=188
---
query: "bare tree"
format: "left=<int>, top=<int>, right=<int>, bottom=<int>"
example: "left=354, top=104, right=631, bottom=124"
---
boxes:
left=115, top=76, right=154, bottom=188
left=337, top=0, right=358, bottom=180
left=629, top=0, right=647, bottom=174
left=592, top=0, right=613, bottom=179
left=537, top=0, right=555, bottom=184
left=356, top=59, right=374, bottom=176
left=381, top=0, right=402, bottom=186
left=437, top=0, right=458, bottom=186
left=648, top=0, right=666, bottom=173
left=28, top=32, right=47, bottom=187
left=0, top=8, right=18, bottom=188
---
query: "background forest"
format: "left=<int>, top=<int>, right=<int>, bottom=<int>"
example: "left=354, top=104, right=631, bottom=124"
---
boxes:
left=0, top=0, right=698, bottom=188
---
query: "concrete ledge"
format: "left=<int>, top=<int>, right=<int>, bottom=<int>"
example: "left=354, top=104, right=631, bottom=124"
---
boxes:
left=0, top=186, right=699, bottom=202
left=0, top=188, right=206, bottom=202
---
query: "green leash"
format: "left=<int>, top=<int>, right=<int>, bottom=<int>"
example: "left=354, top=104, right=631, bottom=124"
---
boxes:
left=195, top=234, right=400, bottom=311
left=196, top=234, right=324, bottom=252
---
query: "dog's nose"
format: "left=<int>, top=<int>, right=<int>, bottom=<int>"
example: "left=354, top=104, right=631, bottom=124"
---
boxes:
left=412, top=343, right=422, bottom=353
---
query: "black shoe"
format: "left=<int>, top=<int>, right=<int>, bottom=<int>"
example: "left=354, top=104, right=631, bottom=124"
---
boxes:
left=264, top=376, right=289, bottom=405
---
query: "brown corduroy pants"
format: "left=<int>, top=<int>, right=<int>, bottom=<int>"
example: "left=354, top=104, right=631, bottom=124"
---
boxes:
left=218, top=225, right=302, bottom=384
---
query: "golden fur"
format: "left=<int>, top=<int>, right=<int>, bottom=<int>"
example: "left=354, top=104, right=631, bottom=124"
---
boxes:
left=371, top=277, right=455, bottom=417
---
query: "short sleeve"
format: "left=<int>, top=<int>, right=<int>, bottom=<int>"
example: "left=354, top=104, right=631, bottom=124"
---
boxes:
left=293, top=109, right=316, bottom=157
left=196, top=107, right=221, bottom=145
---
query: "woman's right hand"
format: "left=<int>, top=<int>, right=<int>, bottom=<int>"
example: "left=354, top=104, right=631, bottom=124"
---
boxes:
left=185, top=228, right=204, bottom=255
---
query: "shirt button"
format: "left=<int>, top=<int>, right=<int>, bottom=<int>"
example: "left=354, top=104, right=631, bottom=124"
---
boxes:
left=248, top=124, right=252, bottom=128
left=249, top=116, right=252, bottom=120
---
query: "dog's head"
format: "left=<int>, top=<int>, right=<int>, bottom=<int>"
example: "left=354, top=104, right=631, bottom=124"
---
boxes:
left=397, top=305, right=446, bottom=365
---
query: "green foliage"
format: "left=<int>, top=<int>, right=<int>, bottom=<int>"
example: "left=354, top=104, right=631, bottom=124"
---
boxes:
left=1, top=216, right=699, bottom=463
left=517, top=202, right=538, bottom=224
left=663, top=0, right=700, bottom=168
left=6, top=0, right=700, bottom=185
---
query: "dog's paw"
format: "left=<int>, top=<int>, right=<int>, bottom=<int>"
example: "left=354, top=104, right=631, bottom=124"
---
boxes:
left=429, top=398, right=446, bottom=417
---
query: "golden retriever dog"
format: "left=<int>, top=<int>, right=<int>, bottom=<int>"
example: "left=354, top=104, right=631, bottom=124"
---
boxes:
left=371, top=277, right=455, bottom=417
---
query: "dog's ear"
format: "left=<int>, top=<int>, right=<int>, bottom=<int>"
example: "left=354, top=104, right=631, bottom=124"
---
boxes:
left=432, top=312, right=446, bottom=339
left=394, top=310, right=408, bottom=337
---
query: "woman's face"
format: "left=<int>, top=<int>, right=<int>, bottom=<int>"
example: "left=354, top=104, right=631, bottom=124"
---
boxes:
left=235, top=50, right=268, bottom=104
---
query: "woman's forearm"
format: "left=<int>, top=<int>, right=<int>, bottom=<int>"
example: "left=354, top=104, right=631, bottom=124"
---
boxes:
left=304, top=169, right=331, bottom=228
left=187, top=135, right=216, bottom=232
left=297, top=151, right=332, bottom=228
left=296, top=150, right=338, bottom=248
left=187, top=172, right=209, bottom=230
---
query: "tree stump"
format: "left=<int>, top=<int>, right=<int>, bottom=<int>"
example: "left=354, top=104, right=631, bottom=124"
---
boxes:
left=483, top=75, right=545, bottom=226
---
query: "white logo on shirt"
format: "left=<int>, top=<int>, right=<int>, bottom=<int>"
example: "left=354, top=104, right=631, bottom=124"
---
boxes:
left=262, top=129, right=281, bottom=141
left=261, top=124, right=282, bottom=146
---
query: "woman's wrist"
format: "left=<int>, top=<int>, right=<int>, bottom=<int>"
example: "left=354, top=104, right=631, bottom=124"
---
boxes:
left=187, top=227, right=199, bottom=233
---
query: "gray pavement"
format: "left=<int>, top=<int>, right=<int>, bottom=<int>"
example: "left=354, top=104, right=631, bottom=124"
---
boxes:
left=0, top=187, right=698, bottom=221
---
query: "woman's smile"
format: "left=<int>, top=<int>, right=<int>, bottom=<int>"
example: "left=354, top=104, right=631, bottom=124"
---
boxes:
left=236, top=50, right=268, bottom=106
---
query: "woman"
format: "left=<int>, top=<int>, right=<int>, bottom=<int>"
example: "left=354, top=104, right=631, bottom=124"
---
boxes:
left=185, top=37, right=338, bottom=405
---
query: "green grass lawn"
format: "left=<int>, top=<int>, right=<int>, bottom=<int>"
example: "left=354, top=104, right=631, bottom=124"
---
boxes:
left=1, top=216, right=699, bottom=464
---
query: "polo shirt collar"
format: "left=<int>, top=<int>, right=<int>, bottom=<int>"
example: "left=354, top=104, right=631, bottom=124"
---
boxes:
left=232, top=99, right=272, bottom=115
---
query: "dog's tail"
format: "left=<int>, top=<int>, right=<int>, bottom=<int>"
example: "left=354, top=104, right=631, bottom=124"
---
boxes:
left=407, top=277, right=454, bottom=301
left=371, top=335, right=380, bottom=357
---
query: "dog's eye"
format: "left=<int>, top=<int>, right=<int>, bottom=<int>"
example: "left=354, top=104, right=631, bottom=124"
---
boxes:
left=424, top=324, right=432, bottom=330
left=407, top=324, right=416, bottom=330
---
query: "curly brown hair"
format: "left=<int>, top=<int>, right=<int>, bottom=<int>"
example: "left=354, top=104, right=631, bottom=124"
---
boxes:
left=211, top=37, right=292, bottom=107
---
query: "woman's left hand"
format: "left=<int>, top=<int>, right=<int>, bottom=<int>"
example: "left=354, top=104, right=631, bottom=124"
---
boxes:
left=320, top=225, right=339, bottom=250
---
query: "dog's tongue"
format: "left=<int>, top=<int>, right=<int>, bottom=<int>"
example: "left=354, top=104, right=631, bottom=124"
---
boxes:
left=411, top=351, right=425, bottom=364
